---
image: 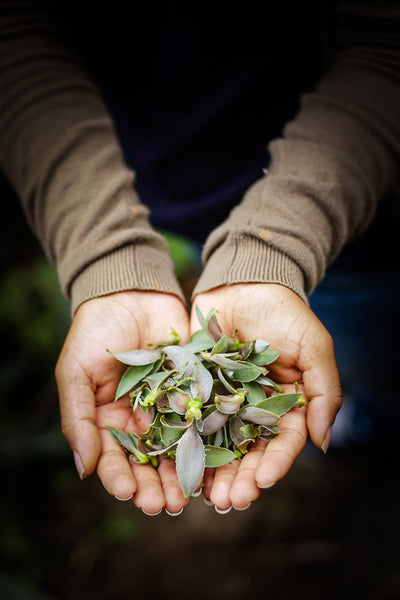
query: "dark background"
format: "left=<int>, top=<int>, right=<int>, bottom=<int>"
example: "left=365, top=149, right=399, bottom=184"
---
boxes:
left=1, top=175, right=400, bottom=600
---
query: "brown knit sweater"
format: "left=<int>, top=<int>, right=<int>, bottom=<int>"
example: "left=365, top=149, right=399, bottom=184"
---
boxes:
left=1, top=1, right=399, bottom=313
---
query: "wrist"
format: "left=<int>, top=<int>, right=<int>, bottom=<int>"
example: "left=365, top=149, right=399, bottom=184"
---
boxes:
left=192, top=236, right=307, bottom=303
left=70, top=243, right=185, bottom=315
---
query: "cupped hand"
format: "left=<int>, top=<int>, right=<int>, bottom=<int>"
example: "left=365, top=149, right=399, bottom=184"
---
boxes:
left=191, top=283, right=342, bottom=511
left=55, top=291, right=190, bottom=515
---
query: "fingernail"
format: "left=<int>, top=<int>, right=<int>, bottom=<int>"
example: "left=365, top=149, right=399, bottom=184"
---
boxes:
left=191, top=489, right=202, bottom=497
left=233, top=503, right=251, bottom=511
left=141, top=508, right=162, bottom=516
left=257, top=481, right=275, bottom=489
left=215, top=505, right=232, bottom=515
left=165, top=507, right=184, bottom=517
left=203, top=498, right=214, bottom=507
left=115, top=494, right=133, bottom=502
left=73, top=451, right=84, bottom=479
left=321, top=426, right=332, bottom=454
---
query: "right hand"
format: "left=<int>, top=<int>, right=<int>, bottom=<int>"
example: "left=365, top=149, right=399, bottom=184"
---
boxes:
left=55, top=291, right=190, bottom=515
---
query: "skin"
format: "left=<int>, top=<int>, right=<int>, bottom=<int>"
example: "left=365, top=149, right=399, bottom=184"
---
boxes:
left=55, top=290, right=190, bottom=515
left=191, top=283, right=343, bottom=511
left=55, top=283, right=342, bottom=515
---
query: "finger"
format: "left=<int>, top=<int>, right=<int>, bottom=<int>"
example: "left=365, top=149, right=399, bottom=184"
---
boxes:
left=209, top=460, right=240, bottom=512
left=255, top=406, right=308, bottom=489
left=300, top=338, right=343, bottom=452
left=202, top=468, right=215, bottom=502
left=131, top=462, right=165, bottom=515
left=229, top=439, right=266, bottom=508
left=96, top=426, right=137, bottom=500
left=157, top=455, right=188, bottom=515
left=56, top=368, right=101, bottom=479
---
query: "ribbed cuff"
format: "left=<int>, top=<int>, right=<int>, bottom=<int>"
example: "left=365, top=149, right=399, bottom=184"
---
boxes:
left=70, top=244, right=185, bottom=314
left=192, top=233, right=307, bottom=303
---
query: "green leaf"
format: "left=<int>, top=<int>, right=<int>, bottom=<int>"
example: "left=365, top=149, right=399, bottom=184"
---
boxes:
left=176, top=424, right=205, bottom=498
left=250, top=347, right=280, bottom=366
left=184, top=329, right=214, bottom=353
left=256, top=376, right=284, bottom=393
left=107, top=427, right=148, bottom=464
left=108, top=426, right=139, bottom=454
left=205, top=446, right=236, bottom=468
left=161, top=425, right=184, bottom=447
left=242, top=381, right=267, bottom=405
left=231, top=362, right=265, bottom=382
left=115, top=363, right=155, bottom=400
left=256, top=392, right=304, bottom=416
left=195, top=305, right=208, bottom=332
left=211, top=335, right=230, bottom=355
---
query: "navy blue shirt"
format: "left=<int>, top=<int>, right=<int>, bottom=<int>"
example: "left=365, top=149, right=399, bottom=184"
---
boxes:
left=68, top=1, right=325, bottom=242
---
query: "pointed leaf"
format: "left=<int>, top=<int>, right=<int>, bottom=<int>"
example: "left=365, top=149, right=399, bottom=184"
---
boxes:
left=250, top=347, right=280, bottom=366
left=201, top=408, right=230, bottom=435
left=231, top=362, right=265, bottom=382
left=205, top=446, right=236, bottom=467
left=207, top=313, right=223, bottom=342
left=163, top=345, right=199, bottom=375
left=256, top=392, right=304, bottom=416
left=108, top=426, right=139, bottom=454
left=217, top=367, right=237, bottom=394
left=167, top=389, right=191, bottom=414
left=184, top=329, right=214, bottom=353
left=176, top=425, right=205, bottom=498
left=160, top=414, right=192, bottom=430
left=107, top=347, right=162, bottom=366
left=190, top=362, right=213, bottom=402
left=161, top=425, right=184, bottom=447
left=239, top=340, right=255, bottom=360
left=115, top=363, right=155, bottom=400
left=229, top=415, right=247, bottom=446
left=239, top=406, right=280, bottom=426
left=256, top=376, right=284, bottom=393
left=215, top=393, right=245, bottom=415
left=211, top=335, right=230, bottom=355
left=202, top=353, right=245, bottom=370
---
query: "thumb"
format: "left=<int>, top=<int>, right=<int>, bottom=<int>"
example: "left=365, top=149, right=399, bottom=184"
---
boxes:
left=55, top=366, right=101, bottom=478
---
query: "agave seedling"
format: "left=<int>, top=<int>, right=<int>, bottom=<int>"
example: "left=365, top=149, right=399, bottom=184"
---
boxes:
left=108, top=307, right=304, bottom=499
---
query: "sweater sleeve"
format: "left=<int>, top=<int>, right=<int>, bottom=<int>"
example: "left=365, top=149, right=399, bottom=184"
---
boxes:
left=0, top=1, right=184, bottom=314
left=193, top=0, right=400, bottom=303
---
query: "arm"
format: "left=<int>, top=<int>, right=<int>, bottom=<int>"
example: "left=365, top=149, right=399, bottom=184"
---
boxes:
left=0, top=1, right=189, bottom=513
left=192, top=1, right=400, bottom=510
left=193, top=0, right=400, bottom=303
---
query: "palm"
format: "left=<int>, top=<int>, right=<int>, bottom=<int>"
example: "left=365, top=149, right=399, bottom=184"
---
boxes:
left=191, top=283, right=342, bottom=510
left=56, top=291, right=190, bottom=514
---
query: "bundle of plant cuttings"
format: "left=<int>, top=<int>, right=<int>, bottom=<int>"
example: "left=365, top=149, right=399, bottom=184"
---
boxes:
left=108, top=307, right=304, bottom=499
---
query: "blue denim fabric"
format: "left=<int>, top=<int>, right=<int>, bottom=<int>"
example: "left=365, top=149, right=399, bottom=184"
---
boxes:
left=309, top=262, right=400, bottom=448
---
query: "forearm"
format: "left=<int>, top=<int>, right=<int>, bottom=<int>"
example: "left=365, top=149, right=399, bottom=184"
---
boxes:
left=194, top=1, right=400, bottom=301
left=0, top=1, right=183, bottom=313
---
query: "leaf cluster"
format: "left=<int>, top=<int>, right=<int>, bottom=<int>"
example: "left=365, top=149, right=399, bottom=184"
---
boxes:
left=108, top=307, right=304, bottom=499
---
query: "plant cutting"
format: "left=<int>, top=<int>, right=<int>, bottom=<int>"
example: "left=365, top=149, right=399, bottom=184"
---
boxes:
left=107, top=307, right=304, bottom=499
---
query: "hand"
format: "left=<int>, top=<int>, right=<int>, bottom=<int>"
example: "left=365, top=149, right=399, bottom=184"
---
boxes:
left=55, top=291, right=190, bottom=515
left=191, top=283, right=342, bottom=511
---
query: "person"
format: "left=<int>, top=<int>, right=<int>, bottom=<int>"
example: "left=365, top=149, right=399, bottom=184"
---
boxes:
left=0, top=0, right=399, bottom=516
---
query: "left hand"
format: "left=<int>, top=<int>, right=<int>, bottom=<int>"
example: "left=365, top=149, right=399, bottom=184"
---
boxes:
left=191, top=283, right=342, bottom=511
